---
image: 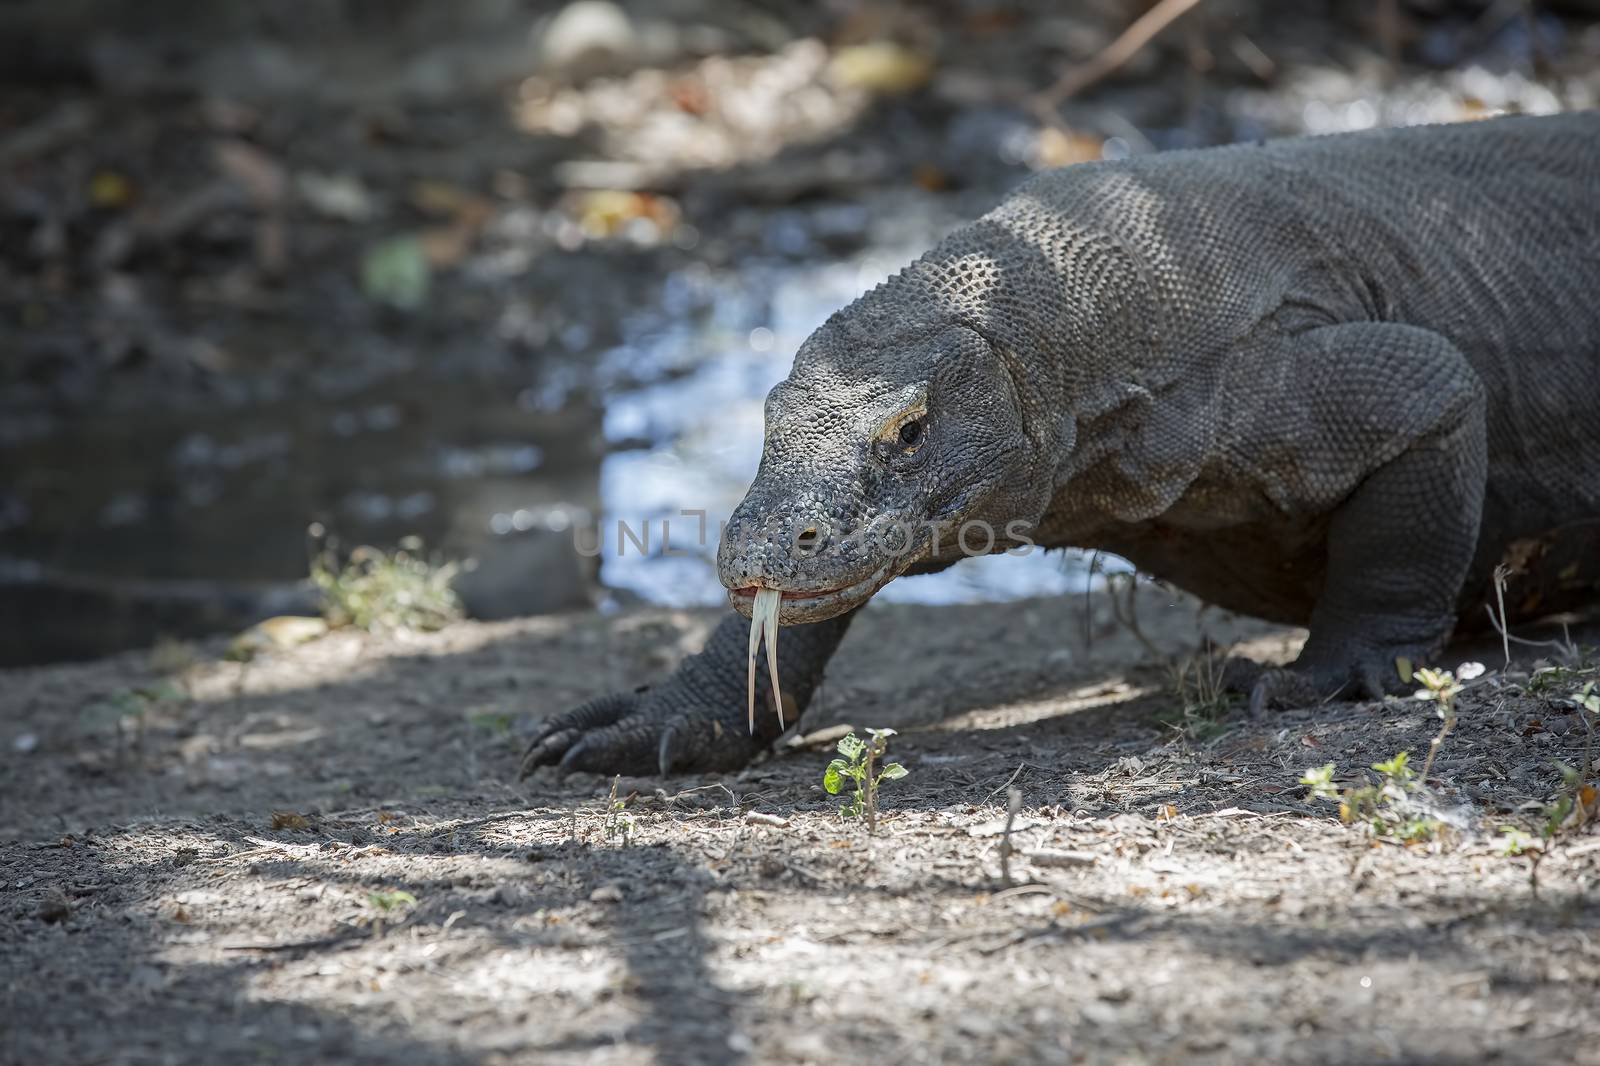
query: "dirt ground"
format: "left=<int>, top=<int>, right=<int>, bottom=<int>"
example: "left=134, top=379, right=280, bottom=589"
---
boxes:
left=4, top=587, right=1598, bottom=1065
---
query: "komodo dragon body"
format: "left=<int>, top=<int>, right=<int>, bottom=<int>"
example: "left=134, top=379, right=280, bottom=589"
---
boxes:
left=524, top=113, right=1600, bottom=776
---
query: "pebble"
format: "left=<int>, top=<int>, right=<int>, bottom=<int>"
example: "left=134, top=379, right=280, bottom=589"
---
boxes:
left=589, top=883, right=624, bottom=903
left=539, top=1, right=636, bottom=79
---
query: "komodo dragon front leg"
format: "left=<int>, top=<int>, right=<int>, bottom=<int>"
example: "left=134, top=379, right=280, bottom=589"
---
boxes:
left=1215, top=321, right=1488, bottom=714
left=520, top=609, right=857, bottom=776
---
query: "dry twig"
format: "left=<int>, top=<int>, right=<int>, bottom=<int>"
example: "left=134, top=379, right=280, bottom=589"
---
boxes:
left=1030, top=0, right=1204, bottom=125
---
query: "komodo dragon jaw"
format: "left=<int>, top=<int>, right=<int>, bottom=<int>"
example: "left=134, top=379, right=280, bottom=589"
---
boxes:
left=726, top=562, right=901, bottom=625
left=730, top=567, right=906, bottom=735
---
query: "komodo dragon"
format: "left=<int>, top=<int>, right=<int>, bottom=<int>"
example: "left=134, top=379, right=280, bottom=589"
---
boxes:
left=523, top=112, right=1600, bottom=777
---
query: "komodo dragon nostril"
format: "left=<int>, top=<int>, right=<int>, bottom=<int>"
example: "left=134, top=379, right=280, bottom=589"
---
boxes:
left=795, top=526, right=823, bottom=553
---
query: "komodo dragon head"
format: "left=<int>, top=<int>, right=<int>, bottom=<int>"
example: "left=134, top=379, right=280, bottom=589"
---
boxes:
left=718, top=250, right=1060, bottom=632
left=715, top=193, right=1152, bottom=729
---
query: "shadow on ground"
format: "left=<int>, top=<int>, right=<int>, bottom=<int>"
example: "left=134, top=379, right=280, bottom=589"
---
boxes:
left=4, top=589, right=1599, bottom=1062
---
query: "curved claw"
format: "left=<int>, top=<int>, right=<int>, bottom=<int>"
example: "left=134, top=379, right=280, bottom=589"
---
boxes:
left=519, top=691, right=640, bottom=778
left=1248, top=668, right=1321, bottom=718
left=658, top=723, right=683, bottom=777
left=1354, top=659, right=1391, bottom=701
left=554, top=720, right=667, bottom=777
left=520, top=728, right=583, bottom=777
left=557, top=737, right=596, bottom=775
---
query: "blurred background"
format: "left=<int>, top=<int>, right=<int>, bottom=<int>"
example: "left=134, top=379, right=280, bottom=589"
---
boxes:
left=1, top=0, right=1596, bottom=665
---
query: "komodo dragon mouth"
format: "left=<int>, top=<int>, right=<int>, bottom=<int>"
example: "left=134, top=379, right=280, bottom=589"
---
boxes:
left=729, top=564, right=898, bottom=733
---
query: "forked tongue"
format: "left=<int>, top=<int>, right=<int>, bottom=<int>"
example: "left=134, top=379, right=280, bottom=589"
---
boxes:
left=747, top=588, right=786, bottom=734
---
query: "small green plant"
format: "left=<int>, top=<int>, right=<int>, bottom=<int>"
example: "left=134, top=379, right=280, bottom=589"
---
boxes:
left=1541, top=760, right=1593, bottom=839
left=1497, top=825, right=1536, bottom=857
left=1299, top=763, right=1338, bottom=801
left=1301, top=750, right=1440, bottom=843
left=1401, top=656, right=1484, bottom=781
left=1498, top=760, right=1597, bottom=895
left=310, top=533, right=462, bottom=632
left=1526, top=664, right=1580, bottom=696
left=469, top=711, right=514, bottom=736
left=80, top=681, right=188, bottom=759
left=1406, top=660, right=1483, bottom=782
left=824, top=729, right=908, bottom=832
left=1528, top=677, right=1598, bottom=848
left=367, top=889, right=417, bottom=912
left=604, top=775, right=635, bottom=846
left=1574, top=680, right=1600, bottom=718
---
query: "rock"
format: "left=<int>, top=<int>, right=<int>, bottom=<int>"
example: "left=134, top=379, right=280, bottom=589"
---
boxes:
left=36, top=892, right=71, bottom=924
left=451, top=518, right=596, bottom=620
left=538, top=2, right=637, bottom=81
left=589, top=883, right=624, bottom=903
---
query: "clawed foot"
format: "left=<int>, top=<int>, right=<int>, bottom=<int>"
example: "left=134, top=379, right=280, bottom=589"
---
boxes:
left=520, top=608, right=854, bottom=779
left=519, top=684, right=777, bottom=778
left=1222, top=648, right=1418, bottom=718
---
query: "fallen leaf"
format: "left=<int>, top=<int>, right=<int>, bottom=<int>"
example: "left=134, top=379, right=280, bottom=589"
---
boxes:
left=88, top=170, right=134, bottom=209
left=227, top=616, right=329, bottom=661
left=828, top=42, right=933, bottom=93
left=1033, top=127, right=1104, bottom=168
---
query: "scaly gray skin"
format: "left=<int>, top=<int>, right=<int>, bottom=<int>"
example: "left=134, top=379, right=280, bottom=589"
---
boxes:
left=524, top=113, right=1600, bottom=778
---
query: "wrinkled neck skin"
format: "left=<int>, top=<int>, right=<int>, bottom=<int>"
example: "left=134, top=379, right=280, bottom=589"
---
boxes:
left=718, top=187, right=1168, bottom=627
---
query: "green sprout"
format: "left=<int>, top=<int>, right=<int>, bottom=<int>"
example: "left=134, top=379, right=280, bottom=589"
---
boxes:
left=367, top=889, right=417, bottom=912
left=1301, top=750, right=1439, bottom=843
left=1497, top=825, right=1537, bottom=857
left=824, top=729, right=908, bottom=832
left=1410, top=661, right=1483, bottom=784
left=1299, top=763, right=1339, bottom=802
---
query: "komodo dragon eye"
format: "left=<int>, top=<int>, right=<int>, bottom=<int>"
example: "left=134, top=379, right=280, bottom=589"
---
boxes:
left=876, top=404, right=929, bottom=463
